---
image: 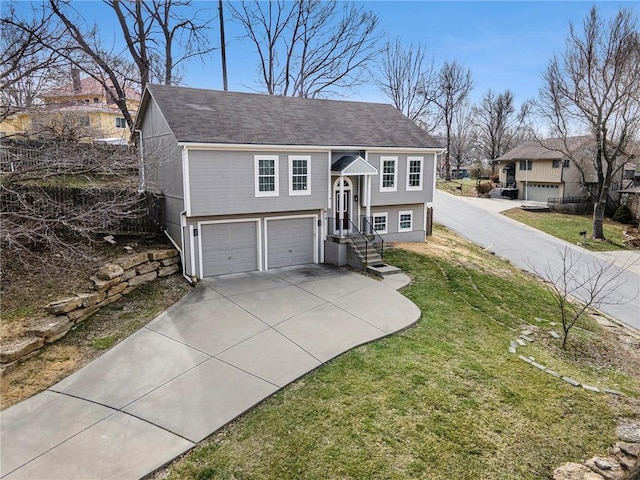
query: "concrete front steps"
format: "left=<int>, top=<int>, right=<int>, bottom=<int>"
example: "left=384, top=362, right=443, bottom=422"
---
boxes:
left=346, top=237, right=401, bottom=278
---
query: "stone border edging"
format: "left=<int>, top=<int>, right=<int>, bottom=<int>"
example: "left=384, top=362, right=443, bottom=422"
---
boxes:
left=0, top=249, right=181, bottom=370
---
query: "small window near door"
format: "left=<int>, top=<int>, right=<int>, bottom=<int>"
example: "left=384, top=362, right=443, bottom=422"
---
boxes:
left=552, top=159, right=560, bottom=168
left=372, top=213, right=388, bottom=234
left=406, top=156, right=423, bottom=190
left=398, top=211, right=413, bottom=232
left=289, top=155, right=311, bottom=195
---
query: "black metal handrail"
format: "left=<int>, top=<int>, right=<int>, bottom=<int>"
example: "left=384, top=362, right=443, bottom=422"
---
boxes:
left=347, top=219, right=371, bottom=264
left=361, top=216, right=384, bottom=261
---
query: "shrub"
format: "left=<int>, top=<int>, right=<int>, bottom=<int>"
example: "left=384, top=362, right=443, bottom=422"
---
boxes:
left=613, top=204, right=633, bottom=224
left=490, top=174, right=500, bottom=184
left=476, top=182, right=492, bottom=196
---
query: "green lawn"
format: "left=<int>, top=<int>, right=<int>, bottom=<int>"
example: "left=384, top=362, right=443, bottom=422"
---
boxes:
left=502, top=209, right=634, bottom=251
left=162, top=229, right=639, bottom=480
left=436, top=178, right=479, bottom=197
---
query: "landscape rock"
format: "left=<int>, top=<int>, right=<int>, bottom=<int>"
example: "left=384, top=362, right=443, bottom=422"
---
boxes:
left=585, top=457, right=626, bottom=480
left=121, top=268, right=137, bottom=281
left=158, top=264, right=180, bottom=277
left=77, top=292, right=106, bottom=308
left=113, top=252, right=148, bottom=271
left=67, top=305, right=100, bottom=322
left=617, top=420, right=640, bottom=443
left=148, top=249, right=178, bottom=261
left=46, top=297, right=82, bottom=314
left=96, top=263, right=125, bottom=281
left=554, top=462, right=605, bottom=480
left=616, top=442, right=640, bottom=458
left=128, top=271, right=157, bottom=287
left=107, top=282, right=128, bottom=297
left=0, top=337, right=44, bottom=363
left=160, top=256, right=180, bottom=266
left=91, top=275, right=123, bottom=293
left=96, top=293, right=123, bottom=309
left=137, top=261, right=160, bottom=275
left=27, top=315, right=72, bottom=340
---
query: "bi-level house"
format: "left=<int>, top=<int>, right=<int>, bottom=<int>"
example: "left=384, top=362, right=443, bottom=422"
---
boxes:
left=135, top=85, right=443, bottom=279
left=494, top=137, right=636, bottom=203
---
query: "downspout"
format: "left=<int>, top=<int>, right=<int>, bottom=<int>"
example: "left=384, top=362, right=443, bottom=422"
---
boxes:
left=165, top=211, right=194, bottom=285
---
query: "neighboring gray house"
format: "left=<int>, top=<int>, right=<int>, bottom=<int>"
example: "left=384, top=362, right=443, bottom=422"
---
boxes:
left=135, top=84, right=443, bottom=279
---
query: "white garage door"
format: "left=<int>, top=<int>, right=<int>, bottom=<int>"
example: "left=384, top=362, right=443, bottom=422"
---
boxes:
left=267, top=217, right=315, bottom=269
left=201, top=222, right=258, bottom=276
left=524, top=184, right=559, bottom=203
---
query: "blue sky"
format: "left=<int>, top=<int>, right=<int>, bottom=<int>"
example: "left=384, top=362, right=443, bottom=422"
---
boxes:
left=13, top=1, right=637, bottom=108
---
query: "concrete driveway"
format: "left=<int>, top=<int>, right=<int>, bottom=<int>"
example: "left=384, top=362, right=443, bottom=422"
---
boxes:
left=1, top=265, right=419, bottom=480
left=434, top=190, right=640, bottom=331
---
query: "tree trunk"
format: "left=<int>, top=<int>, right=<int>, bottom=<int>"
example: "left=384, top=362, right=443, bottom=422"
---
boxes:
left=592, top=186, right=608, bottom=240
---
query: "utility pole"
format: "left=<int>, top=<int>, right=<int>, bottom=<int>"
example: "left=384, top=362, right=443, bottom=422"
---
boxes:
left=218, top=0, right=228, bottom=91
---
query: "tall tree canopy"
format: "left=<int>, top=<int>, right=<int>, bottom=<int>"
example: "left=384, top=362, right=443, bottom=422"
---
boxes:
left=229, top=0, right=380, bottom=97
left=537, top=6, right=640, bottom=239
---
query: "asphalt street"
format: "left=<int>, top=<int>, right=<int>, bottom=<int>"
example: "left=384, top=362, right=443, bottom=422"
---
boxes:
left=433, top=190, right=640, bottom=332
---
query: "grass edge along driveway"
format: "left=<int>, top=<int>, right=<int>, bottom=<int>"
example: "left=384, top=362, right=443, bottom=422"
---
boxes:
left=160, top=233, right=639, bottom=480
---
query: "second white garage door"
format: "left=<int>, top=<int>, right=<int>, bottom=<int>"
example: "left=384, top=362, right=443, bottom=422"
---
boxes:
left=266, top=217, right=315, bottom=269
left=201, top=221, right=258, bottom=276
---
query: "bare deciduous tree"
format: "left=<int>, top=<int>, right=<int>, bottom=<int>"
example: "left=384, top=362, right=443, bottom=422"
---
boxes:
left=433, top=61, right=473, bottom=180
left=537, top=6, right=640, bottom=240
left=375, top=38, right=437, bottom=130
left=449, top=101, right=477, bottom=176
left=0, top=138, right=145, bottom=267
left=0, top=3, right=68, bottom=121
left=531, top=246, right=633, bottom=349
left=474, top=89, right=529, bottom=163
left=229, top=0, right=380, bottom=97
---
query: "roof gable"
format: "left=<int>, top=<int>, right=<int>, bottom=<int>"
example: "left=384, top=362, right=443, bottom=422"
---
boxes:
left=331, top=155, right=378, bottom=175
left=139, top=84, right=441, bottom=149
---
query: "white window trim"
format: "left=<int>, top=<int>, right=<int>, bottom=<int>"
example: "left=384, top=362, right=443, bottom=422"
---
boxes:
left=372, top=212, right=388, bottom=234
left=398, top=210, right=413, bottom=232
left=288, top=155, right=311, bottom=196
left=406, top=156, right=424, bottom=191
left=379, top=156, right=398, bottom=192
left=255, top=155, right=279, bottom=197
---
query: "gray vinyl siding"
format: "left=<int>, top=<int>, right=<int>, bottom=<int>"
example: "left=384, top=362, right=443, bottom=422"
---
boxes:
left=368, top=152, right=435, bottom=206
left=141, top=98, right=183, bottom=198
left=187, top=150, right=327, bottom=216
left=164, top=197, right=183, bottom=248
left=371, top=203, right=426, bottom=242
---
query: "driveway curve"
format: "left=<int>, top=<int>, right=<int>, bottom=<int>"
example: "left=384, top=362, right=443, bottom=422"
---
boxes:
left=1, top=265, right=419, bottom=480
left=434, top=190, right=640, bottom=331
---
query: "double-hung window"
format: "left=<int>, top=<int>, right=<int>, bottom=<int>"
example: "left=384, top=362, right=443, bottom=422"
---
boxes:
left=519, top=160, right=532, bottom=171
left=255, top=155, right=279, bottom=197
left=380, top=156, right=398, bottom=192
left=289, top=155, right=311, bottom=195
left=372, top=213, right=388, bottom=234
left=398, top=210, right=413, bottom=232
left=406, top=156, right=424, bottom=191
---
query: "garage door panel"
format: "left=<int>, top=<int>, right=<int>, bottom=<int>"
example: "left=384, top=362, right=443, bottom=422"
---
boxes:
left=201, top=222, right=258, bottom=276
left=267, top=218, right=315, bottom=269
left=524, top=184, right=559, bottom=203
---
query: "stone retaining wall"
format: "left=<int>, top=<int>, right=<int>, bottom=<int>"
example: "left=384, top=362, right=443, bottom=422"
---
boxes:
left=0, top=249, right=181, bottom=369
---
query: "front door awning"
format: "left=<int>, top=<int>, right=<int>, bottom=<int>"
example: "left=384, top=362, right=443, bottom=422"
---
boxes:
left=331, top=155, right=378, bottom=176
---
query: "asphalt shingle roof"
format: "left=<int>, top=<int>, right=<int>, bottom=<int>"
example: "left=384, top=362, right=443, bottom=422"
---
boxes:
left=144, top=84, right=441, bottom=149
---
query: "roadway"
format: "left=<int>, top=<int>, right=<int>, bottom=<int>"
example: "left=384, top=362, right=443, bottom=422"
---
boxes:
left=433, top=190, right=640, bottom=332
